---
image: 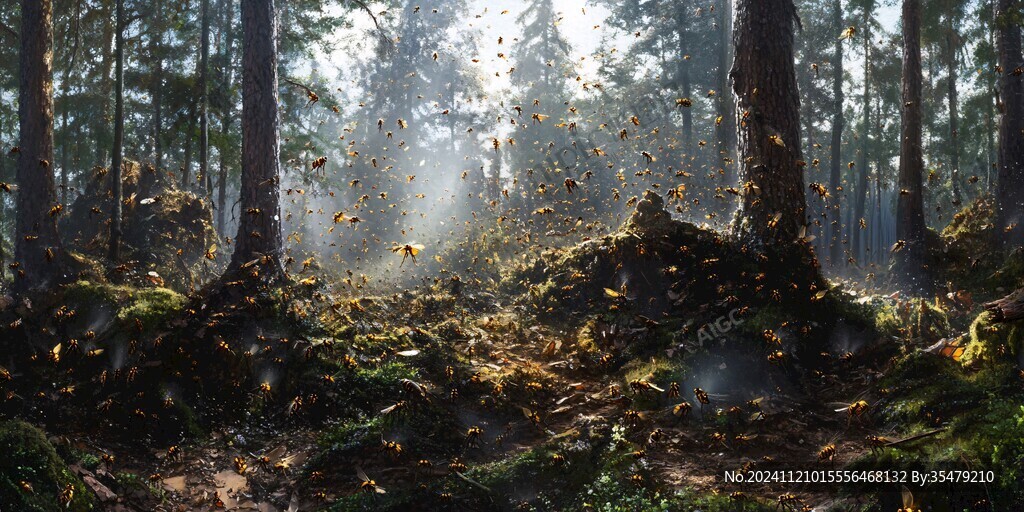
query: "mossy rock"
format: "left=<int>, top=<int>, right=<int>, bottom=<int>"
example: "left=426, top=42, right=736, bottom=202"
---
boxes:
left=62, top=161, right=222, bottom=291
left=963, top=311, right=1022, bottom=365
left=0, top=421, right=96, bottom=512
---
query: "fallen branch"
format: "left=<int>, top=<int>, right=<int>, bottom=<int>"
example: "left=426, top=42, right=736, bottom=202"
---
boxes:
left=983, top=288, right=1024, bottom=322
left=883, top=428, right=945, bottom=448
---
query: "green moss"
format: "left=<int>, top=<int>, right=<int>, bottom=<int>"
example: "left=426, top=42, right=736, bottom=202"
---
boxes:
left=0, top=421, right=96, bottom=512
left=964, top=311, right=1022, bottom=365
left=117, top=287, right=186, bottom=329
left=62, top=280, right=123, bottom=309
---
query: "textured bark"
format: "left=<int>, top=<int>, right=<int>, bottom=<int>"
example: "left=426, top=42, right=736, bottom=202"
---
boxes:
left=828, top=0, right=845, bottom=267
left=15, top=0, right=64, bottom=292
left=716, top=0, right=736, bottom=187
left=199, top=0, right=211, bottom=197
left=151, top=0, right=164, bottom=175
left=675, top=5, right=692, bottom=153
left=182, top=112, right=194, bottom=189
left=852, top=19, right=871, bottom=265
left=93, top=4, right=113, bottom=168
left=984, top=287, right=1024, bottom=322
left=946, top=31, right=963, bottom=206
left=894, top=0, right=931, bottom=294
left=217, top=0, right=235, bottom=236
left=730, top=0, right=807, bottom=247
left=995, top=0, right=1024, bottom=247
left=228, top=0, right=283, bottom=275
left=108, top=0, right=125, bottom=261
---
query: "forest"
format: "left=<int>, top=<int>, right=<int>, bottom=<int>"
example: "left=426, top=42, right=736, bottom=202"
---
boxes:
left=0, top=0, right=1023, bottom=510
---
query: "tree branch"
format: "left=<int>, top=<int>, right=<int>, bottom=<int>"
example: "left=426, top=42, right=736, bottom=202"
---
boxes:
left=0, top=21, right=17, bottom=44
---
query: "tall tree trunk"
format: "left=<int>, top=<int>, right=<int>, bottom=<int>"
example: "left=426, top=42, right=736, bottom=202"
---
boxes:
left=716, top=0, right=736, bottom=188
left=217, top=0, right=235, bottom=236
left=109, top=0, right=125, bottom=261
left=946, top=31, right=963, bottom=207
left=676, top=5, right=693, bottom=154
left=228, top=0, right=283, bottom=276
left=730, top=0, right=807, bottom=247
left=15, top=0, right=63, bottom=293
left=852, top=18, right=871, bottom=265
left=894, top=0, right=931, bottom=294
left=94, top=4, right=114, bottom=169
left=199, top=0, right=211, bottom=197
left=60, top=104, right=69, bottom=205
left=151, top=0, right=164, bottom=176
left=0, top=91, right=7, bottom=283
left=828, top=0, right=845, bottom=267
left=995, top=0, right=1024, bottom=247
left=182, top=112, right=194, bottom=189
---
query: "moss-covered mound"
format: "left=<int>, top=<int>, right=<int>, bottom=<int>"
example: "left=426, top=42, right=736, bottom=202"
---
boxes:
left=0, top=420, right=96, bottom=512
left=930, top=196, right=1024, bottom=299
left=506, top=191, right=824, bottom=318
left=62, top=162, right=222, bottom=291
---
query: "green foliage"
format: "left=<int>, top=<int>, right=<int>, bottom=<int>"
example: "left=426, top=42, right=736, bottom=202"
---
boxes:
left=0, top=421, right=96, bottom=512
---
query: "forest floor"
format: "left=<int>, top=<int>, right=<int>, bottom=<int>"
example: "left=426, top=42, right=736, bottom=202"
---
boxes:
left=2, top=192, right=1023, bottom=512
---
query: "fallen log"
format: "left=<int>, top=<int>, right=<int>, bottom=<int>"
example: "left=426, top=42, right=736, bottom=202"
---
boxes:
left=883, top=428, right=945, bottom=448
left=984, top=288, right=1024, bottom=322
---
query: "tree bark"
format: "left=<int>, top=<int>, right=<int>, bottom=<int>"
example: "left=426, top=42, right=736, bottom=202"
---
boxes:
left=716, top=0, right=736, bottom=188
left=729, top=0, right=807, bottom=248
left=985, top=287, right=1024, bottom=322
left=675, top=5, right=693, bottom=153
left=199, top=0, right=211, bottom=198
left=995, top=0, right=1024, bottom=247
left=894, top=0, right=931, bottom=294
left=151, top=0, right=164, bottom=176
left=852, top=16, right=871, bottom=265
left=828, top=0, right=845, bottom=267
left=217, top=0, right=235, bottom=236
left=228, top=0, right=283, bottom=276
left=15, top=0, right=64, bottom=293
left=108, top=0, right=125, bottom=262
left=946, top=30, right=963, bottom=207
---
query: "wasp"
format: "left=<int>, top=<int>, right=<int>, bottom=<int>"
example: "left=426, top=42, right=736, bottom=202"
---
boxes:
left=898, top=486, right=919, bottom=512
left=629, top=379, right=663, bottom=395
left=648, top=428, right=665, bottom=444
left=865, top=435, right=890, bottom=453
left=836, top=400, right=871, bottom=427
left=401, top=379, right=431, bottom=401
left=391, top=243, right=425, bottom=266
left=233, top=457, right=248, bottom=475
left=734, top=433, right=757, bottom=447
left=380, top=439, right=403, bottom=459
left=550, top=453, right=566, bottom=465
left=817, top=444, right=837, bottom=463
left=258, top=382, right=273, bottom=401
left=311, top=156, right=327, bottom=173
left=166, top=445, right=182, bottom=461
left=357, top=468, right=386, bottom=495
left=673, top=401, right=692, bottom=419
left=777, top=494, right=803, bottom=511
left=381, top=400, right=408, bottom=416
left=465, top=426, right=484, bottom=448
left=665, top=382, right=680, bottom=398
left=710, top=432, right=728, bottom=448
left=448, top=458, right=467, bottom=473
left=622, top=410, right=642, bottom=426
left=694, top=387, right=710, bottom=415
left=58, top=484, right=74, bottom=507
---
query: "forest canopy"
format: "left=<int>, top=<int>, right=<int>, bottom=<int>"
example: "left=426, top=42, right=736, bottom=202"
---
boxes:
left=1, top=0, right=1024, bottom=511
